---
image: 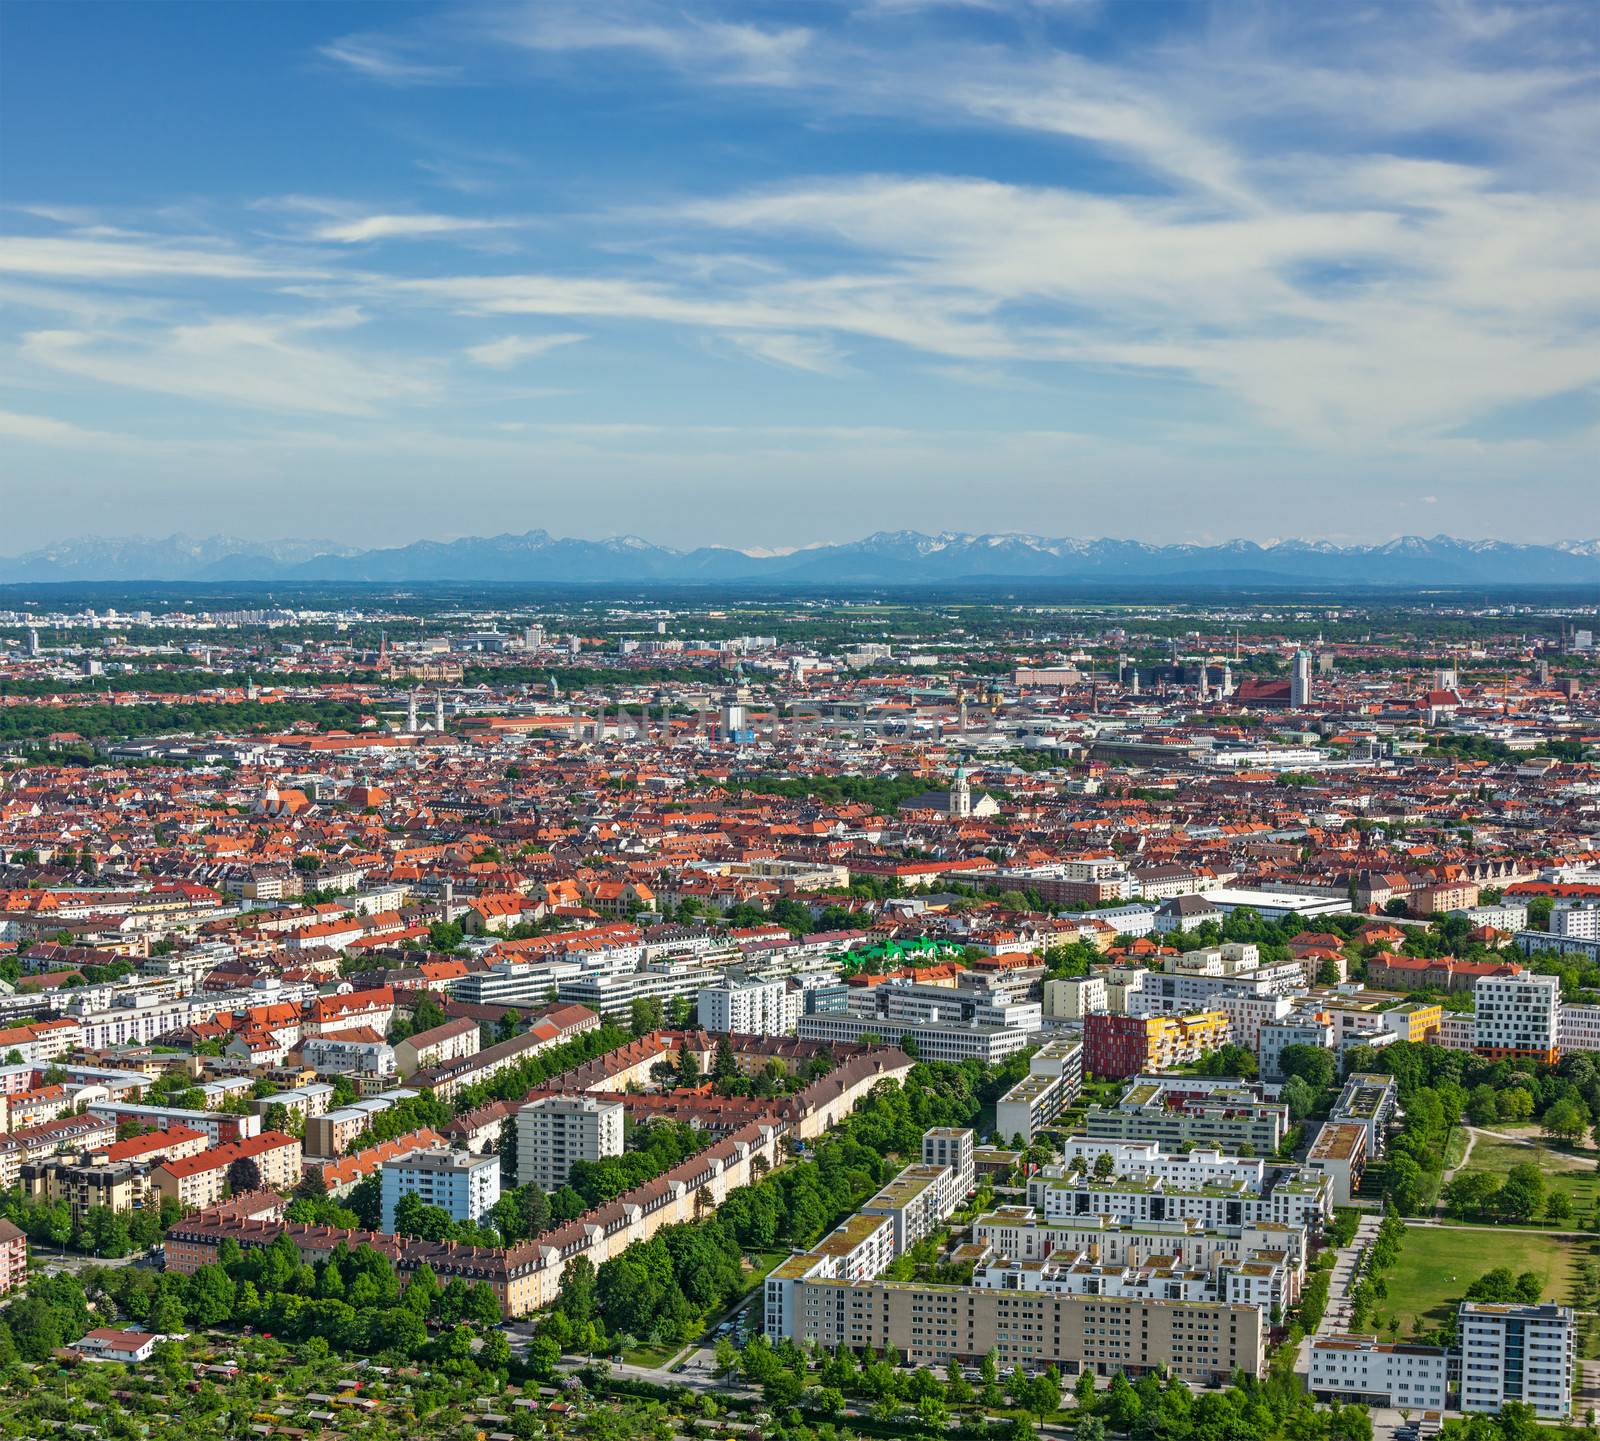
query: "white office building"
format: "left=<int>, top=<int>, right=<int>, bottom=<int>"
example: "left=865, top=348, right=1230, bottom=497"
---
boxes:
left=516, top=1093, right=624, bottom=1193
left=380, top=1148, right=500, bottom=1231
left=1458, top=1302, right=1574, bottom=1418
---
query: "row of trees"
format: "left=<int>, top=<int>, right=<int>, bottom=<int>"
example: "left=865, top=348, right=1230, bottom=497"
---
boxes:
left=0, top=1191, right=180, bottom=1257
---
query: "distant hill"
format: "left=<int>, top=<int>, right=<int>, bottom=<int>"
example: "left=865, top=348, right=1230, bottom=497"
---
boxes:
left=4, top=529, right=1599, bottom=586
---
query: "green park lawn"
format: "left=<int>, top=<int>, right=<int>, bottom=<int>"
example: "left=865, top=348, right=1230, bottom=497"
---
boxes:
left=1381, top=1225, right=1595, bottom=1338
left=1458, top=1130, right=1600, bottom=1219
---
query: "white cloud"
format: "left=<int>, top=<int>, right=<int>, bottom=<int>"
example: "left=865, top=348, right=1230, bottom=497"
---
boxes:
left=722, top=331, right=849, bottom=375
left=0, top=409, right=134, bottom=449
left=494, top=4, right=812, bottom=85
left=317, top=36, right=461, bottom=85
left=21, top=319, right=435, bottom=418
left=463, top=332, right=588, bottom=367
left=0, top=235, right=311, bottom=281
left=313, top=213, right=516, bottom=243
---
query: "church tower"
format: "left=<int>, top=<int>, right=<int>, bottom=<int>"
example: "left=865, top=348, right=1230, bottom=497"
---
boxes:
left=950, top=766, right=972, bottom=819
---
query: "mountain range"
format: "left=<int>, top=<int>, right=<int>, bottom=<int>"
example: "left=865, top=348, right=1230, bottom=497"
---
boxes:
left=3, top=530, right=1600, bottom=586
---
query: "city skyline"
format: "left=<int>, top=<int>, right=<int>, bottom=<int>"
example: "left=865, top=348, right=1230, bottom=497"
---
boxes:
left=3, top=0, right=1598, bottom=548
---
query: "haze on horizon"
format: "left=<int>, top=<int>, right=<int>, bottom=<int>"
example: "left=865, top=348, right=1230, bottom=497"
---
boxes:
left=1, top=0, right=1597, bottom=552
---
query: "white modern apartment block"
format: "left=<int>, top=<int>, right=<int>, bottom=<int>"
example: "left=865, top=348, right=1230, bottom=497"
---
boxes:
left=1472, top=973, right=1561, bottom=1059
left=764, top=1211, right=896, bottom=1340
left=1042, top=974, right=1107, bottom=1021
left=1458, top=1302, right=1574, bottom=1418
left=994, top=1039, right=1083, bottom=1143
left=698, top=973, right=801, bottom=1037
left=380, top=1148, right=501, bottom=1231
left=1552, top=900, right=1600, bottom=941
left=923, top=1127, right=976, bottom=1196
left=1258, top=1014, right=1335, bottom=1081
left=1451, top=903, right=1530, bottom=934
left=1559, top=1004, right=1600, bottom=1056
left=1309, top=1336, right=1449, bottom=1411
left=516, top=1094, right=624, bottom=1193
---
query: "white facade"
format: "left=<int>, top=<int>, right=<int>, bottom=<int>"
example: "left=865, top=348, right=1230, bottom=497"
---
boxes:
left=380, top=1148, right=501, bottom=1231
left=516, top=1094, right=624, bottom=1193
left=1042, top=974, right=1107, bottom=1021
left=698, top=974, right=801, bottom=1037
left=1559, top=1003, right=1600, bottom=1056
left=1452, top=903, right=1530, bottom=933
left=1309, top=1337, right=1448, bottom=1411
left=923, top=1128, right=975, bottom=1196
left=1459, top=1303, right=1573, bottom=1418
left=1472, top=973, right=1561, bottom=1056
left=1553, top=900, right=1600, bottom=940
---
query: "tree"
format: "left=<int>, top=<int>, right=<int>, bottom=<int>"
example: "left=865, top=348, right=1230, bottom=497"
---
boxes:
left=1495, top=1162, right=1546, bottom=1222
left=187, top=1263, right=236, bottom=1325
left=1544, top=1098, right=1590, bottom=1146
left=226, top=1157, right=263, bottom=1195
left=1020, top=1367, right=1062, bottom=1428
left=1279, top=1043, right=1336, bottom=1093
left=410, top=990, right=446, bottom=1035
left=1498, top=1087, right=1535, bottom=1123
left=630, top=996, right=665, bottom=1038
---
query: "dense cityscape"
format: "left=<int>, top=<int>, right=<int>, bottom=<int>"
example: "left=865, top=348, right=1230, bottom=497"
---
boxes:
left=6, top=0, right=1597, bottom=1435
left=0, top=592, right=1595, bottom=1440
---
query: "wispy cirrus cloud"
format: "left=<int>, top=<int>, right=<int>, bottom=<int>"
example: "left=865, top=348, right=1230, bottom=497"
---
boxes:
left=463, top=332, right=588, bottom=367
left=317, top=35, right=462, bottom=85
left=313, top=213, right=518, bottom=244
left=21, top=315, right=436, bottom=418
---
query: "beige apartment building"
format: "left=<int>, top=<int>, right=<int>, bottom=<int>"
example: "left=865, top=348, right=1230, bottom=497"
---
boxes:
left=785, top=1277, right=1263, bottom=1384
left=153, top=1131, right=302, bottom=1211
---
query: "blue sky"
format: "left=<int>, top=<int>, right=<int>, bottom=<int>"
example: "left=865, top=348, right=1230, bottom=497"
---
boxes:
left=2, top=0, right=1597, bottom=551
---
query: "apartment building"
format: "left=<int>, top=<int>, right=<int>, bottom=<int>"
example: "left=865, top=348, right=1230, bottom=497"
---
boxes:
left=698, top=973, right=802, bottom=1037
left=86, top=1102, right=260, bottom=1146
left=0, top=1220, right=24, bottom=1297
left=1473, top=973, right=1561, bottom=1063
left=1257, top=1014, right=1335, bottom=1081
left=765, top=1212, right=898, bottom=1340
left=861, top=1163, right=960, bottom=1253
left=380, top=1147, right=501, bottom=1231
left=1458, top=1302, right=1573, bottom=1418
left=922, top=1128, right=975, bottom=1196
left=780, top=1276, right=1264, bottom=1384
left=1329, top=1073, right=1399, bottom=1157
left=976, top=1207, right=1304, bottom=1284
left=1308, top=1336, right=1449, bottom=1411
left=995, top=1039, right=1083, bottom=1144
left=152, top=1131, right=303, bottom=1211
left=1042, top=974, right=1107, bottom=1021
left=1030, top=1168, right=1329, bottom=1235
left=1305, top=1122, right=1367, bottom=1207
left=1083, top=1011, right=1231, bottom=1079
left=516, top=1094, right=624, bottom=1193
left=394, top=1017, right=479, bottom=1078
left=795, top=1012, right=1030, bottom=1063
left=1084, top=1078, right=1288, bottom=1154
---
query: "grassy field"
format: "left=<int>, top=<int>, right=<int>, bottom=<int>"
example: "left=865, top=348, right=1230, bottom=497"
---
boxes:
left=1382, top=1224, right=1597, bottom=1338
left=1459, top=1129, right=1600, bottom=1219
